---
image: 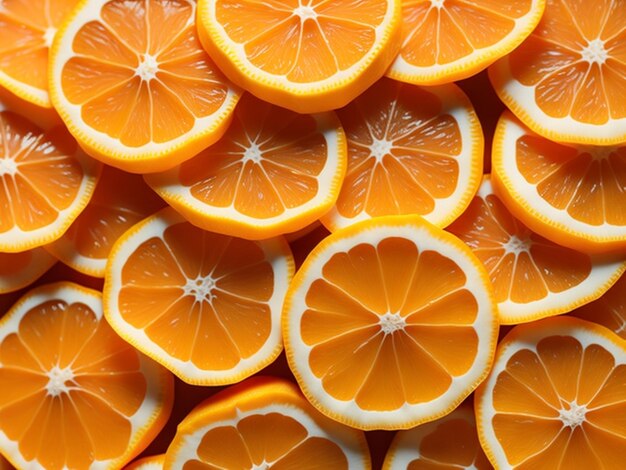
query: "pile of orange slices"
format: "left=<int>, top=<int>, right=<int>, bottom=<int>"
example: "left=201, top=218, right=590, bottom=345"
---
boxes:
left=1, top=0, right=626, bottom=468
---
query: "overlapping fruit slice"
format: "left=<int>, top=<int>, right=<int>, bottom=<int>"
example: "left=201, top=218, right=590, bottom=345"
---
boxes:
left=447, top=175, right=626, bottom=324
left=196, top=0, right=402, bottom=113
left=104, top=207, right=295, bottom=385
left=125, top=454, right=165, bottom=470
left=146, top=93, right=346, bottom=240
left=50, top=0, right=240, bottom=173
left=321, top=77, right=482, bottom=231
left=490, top=0, right=626, bottom=144
left=476, top=317, right=626, bottom=469
left=0, top=250, right=56, bottom=294
left=47, top=165, right=165, bottom=278
left=283, top=215, right=498, bottom=430
left=0, top=108, right=100, bottom=252
left=164, top=377, right=371, bottom=469
left=492, top=111, right=626, bottom=254
left=383, top=405, right=490, bottom=469
left=0, top=282, right=174, bottom=470
left=388, top=0, right=546, bottom=85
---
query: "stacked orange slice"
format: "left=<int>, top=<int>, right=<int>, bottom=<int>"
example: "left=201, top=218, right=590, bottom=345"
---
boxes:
left=0, top=250, right=56, bottom=294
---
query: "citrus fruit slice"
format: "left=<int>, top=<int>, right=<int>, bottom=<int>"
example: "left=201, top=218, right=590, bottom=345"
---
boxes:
left=164, top=376, right=371, bottom=469
left=104, top=207, right=295, bottom=385
left=447, top=175, right=626, bottom=324
left=573, top=272, right=626, bottom=341
left=0, top=109, right=101, bottom=253
left=476, top=316, right=626, bottom=469
left=283, top=215, right=498, bottom=430
left=196, top=0, right=402, bottom=113
left=0, top=282, right=174, bottom=470
left=0, top=0, right=78, bottom=108
left=492, top=111, right=626, bottom=254
left=382, top=404, right=490, bottom=469
left=49, top=0, right=240, bottom=173
left=145, top=93, right=346, bottom=240
left=489, top=0, right=626, bottom=145
left=47, top=165, right=165, bottom=278
left=388, top=0, right=546, bottom=85
left=125, top=454, right=165, bottom=470
left=321, top=77, right=483, bottom=231
left=0, top=249, right=56, bottom=294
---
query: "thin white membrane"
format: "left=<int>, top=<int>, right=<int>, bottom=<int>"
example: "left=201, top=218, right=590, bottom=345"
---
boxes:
left=285, top=218, right=497, bottom=429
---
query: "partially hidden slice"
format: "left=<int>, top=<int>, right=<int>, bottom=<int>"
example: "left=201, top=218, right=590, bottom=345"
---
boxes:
left=104, top=207, right=295, bottom=385
left=125, top=454, right=165, bottom=470
left=0, top=109, right=100, bottom=252
left=388, top=0, right=546, bottom=85
left=382, top=404, right=491, bottom=469
left=476, top=316, right=626, bottom=469
left=47, top=165, right=166, bottom=278
left=447, top=175, right=626, bottom=324
left=283, top=215, right=498, bottom=430
left=50, top=0, right=240, bottom=173
left=0, top=282, right=174, bottom=470
left=492, top=111, right=626, bottom=254
left=0, top=250, right=56, bottom=294
left=489, top=0, right=626, bottom=144
left=196, top=0, right=402, bottom=113
left=321, top=77, right=483, bottom=231
left=146, top=93, right=346, bottom=240
left=164, top=376, right=371, bottom=469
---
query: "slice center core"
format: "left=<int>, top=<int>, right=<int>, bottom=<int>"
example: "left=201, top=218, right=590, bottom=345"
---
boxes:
left=136, top=53, right=159, bottom=81
left=0, top=157, right=18, bottom=176
left=581, top=39, right=608, bottom=65
left=379, top=312, right=406, bottom=334
left=46, top=365, right=75, bottom=396
left=184, top=275, right=216, bottom=302
left=370, top=137, right=393, bottom=162
left=559, top=401, right=587, bottom=428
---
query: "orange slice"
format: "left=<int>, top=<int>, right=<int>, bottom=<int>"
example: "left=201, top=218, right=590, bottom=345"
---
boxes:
left=321, top=77, right=483, bottom=231
left=196, top=0, right=402, bottom=113
left=447, top=175, right=626, bottom=325
left=49, top=0, right=240, bottom=173
left=164, top=376, right=371, bottom=469
left=388, top=0, right=546, bottom=85
left=475, top=316, right=626, bottom=469
left=145, top=93, right=346, bottom=240
left=492, top=111, right=626, bottom=254
left=0, top=108, right=100, bottom=253
left=0, top=455, right=11, bottom=470
left=382, top=404, right=491, bottom=469
left=573, top=272, right=626, bottom=341
left=489, top=0, right=626, bottom=145
left=125, top=454, right=164, bottom=470
left=0, top=249, right=56, bottom=294
left=0, top=0, right=78, bottom=108
left=104, top=207, right=295, bottom=385
left=0, top=282, right=174, bottom=470
left=46, top=165, right=165, bottom=278
left=283, top=215, right=498, bottom=430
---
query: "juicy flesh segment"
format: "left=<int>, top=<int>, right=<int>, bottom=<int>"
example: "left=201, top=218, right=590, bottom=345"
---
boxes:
left=118, top=222, right=275, bottom=370
left=301, top=237, right=479, bottom=411
left=61, top=0, right=230, bottom=146
left=216, top=0, right=386, bottom=82
left=516, top=135, right=626, bottom=225
left=0, top=299, right=147, bottom=470
left=178, top=95, right=327, bottom=219
left=0, top=111, right=84, bottom=233
left=335, top=78, right=460, bottom=219
left=492, top=335, right=626, bottom=469
left=509, top=0, right=626, bottom=123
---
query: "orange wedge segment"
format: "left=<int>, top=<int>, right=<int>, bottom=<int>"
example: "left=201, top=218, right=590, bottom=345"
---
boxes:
left=0, top=108, right=100, bottom=253
left=196, top=0, right=402, bottom=113
left=447, top=175, right=626, bottom=324
left=0, top=282, right=174, bottom=470
left=49, top=0, right=240, bottom=173
left=383, top=405, right=490, bottom=469
left=388, top=0, right=546, bottom=85
left=47, top=165, right=165, bottom=278
left=321, top=77, right=483, bottom=231
left=145, top=93, right=346, bottom=240
left=476, top=316, right=626, bottom=469
left=492, top=111, right=626, bottom=254
left=0, top=249, right=56, bottom=294
left=283, top=215, right=498, bottom=430
left=0, top=0, right=78, bottom=108
left=104, top=207, right=295, bottom=385
left=125, top=454, right=165, bottom=470
left=164, top=376, right=371, bottom=469
left=489, top=0, right=626, bottom=144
